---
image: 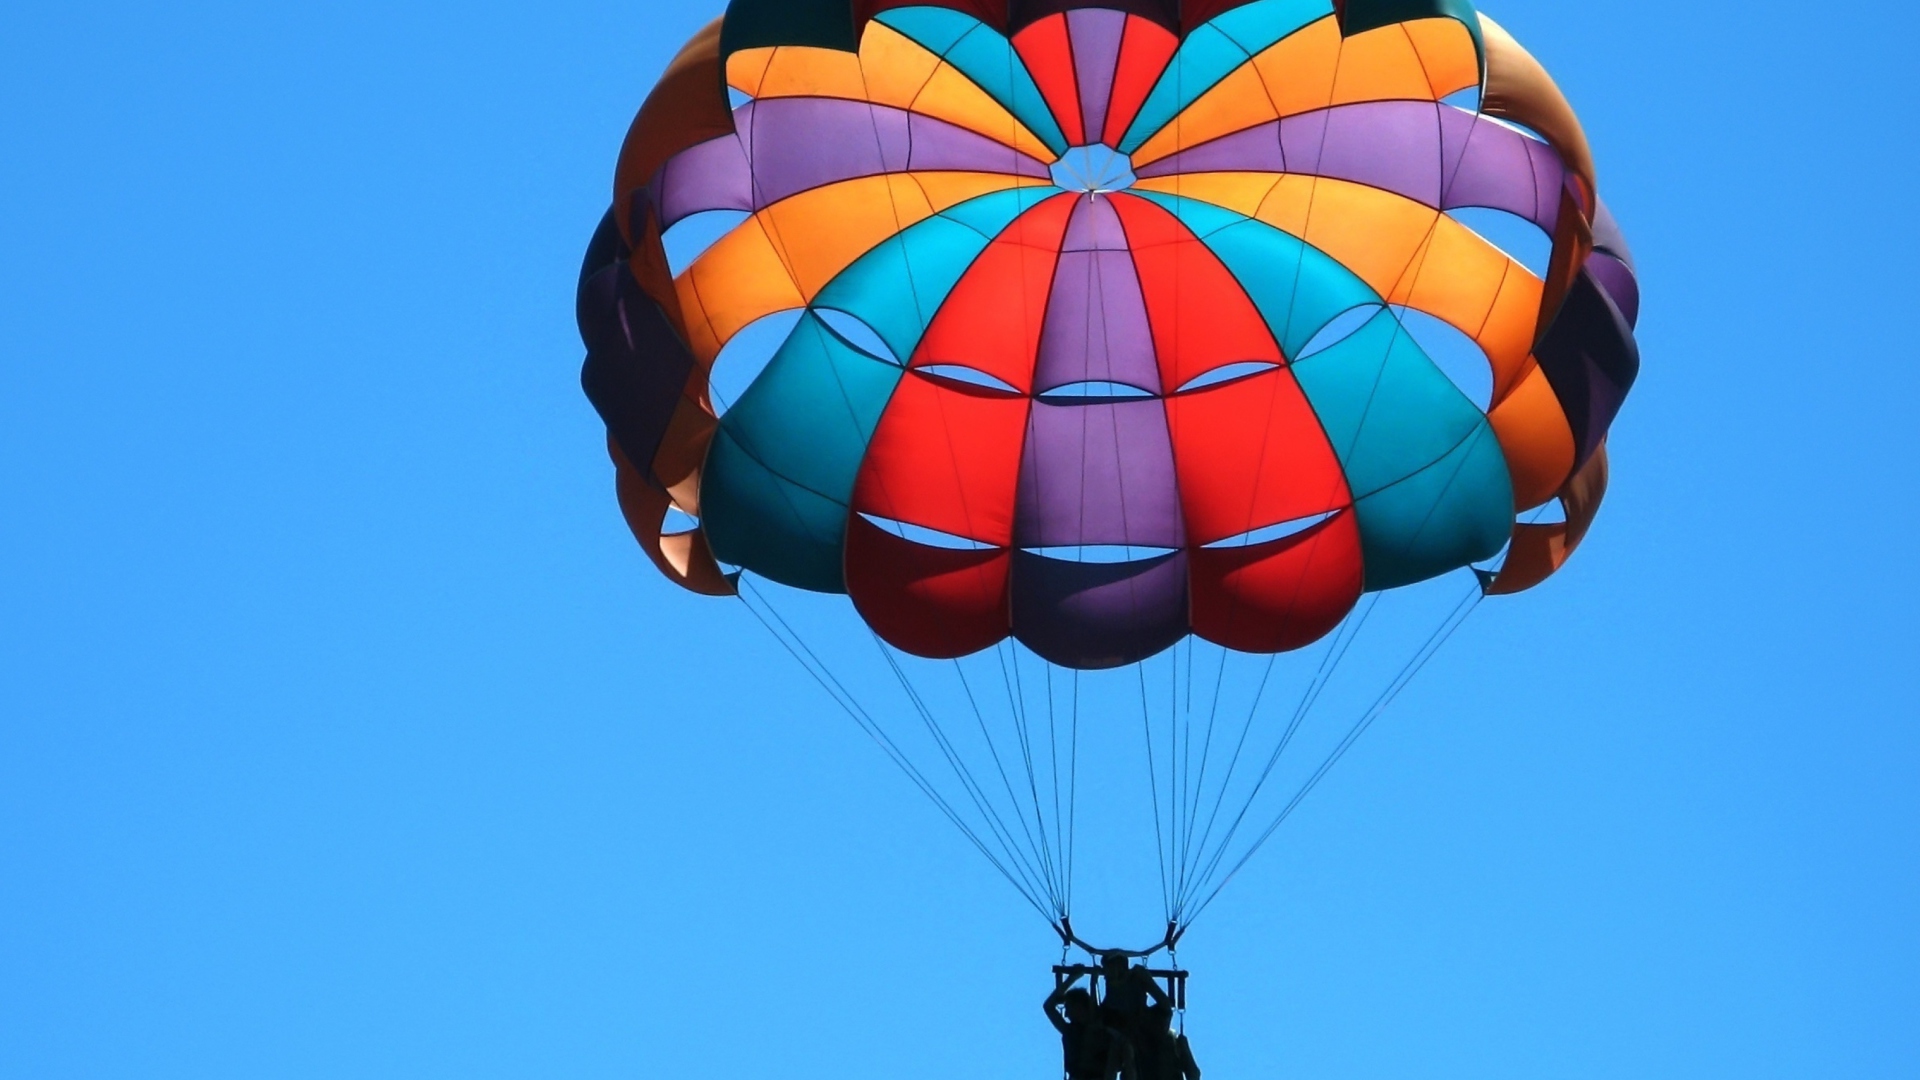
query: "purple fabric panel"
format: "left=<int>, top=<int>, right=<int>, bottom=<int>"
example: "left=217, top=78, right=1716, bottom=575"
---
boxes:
left=738, top=98, right=904, bottom=207
left=1062, top=192, right=1131, bottom=251
left=1311, top=102, right=1443, bottom=206
left=653, top=134, right=753, bottom=228
left=905, top=114, right=1053, bottom=179
left=1037, top=201, right=1160, bottom=393
left=1136, top=103, right=1568, bottom=233
left=1585, top=251, right=1639, bottom=330
left=1010, top=551, right=1190, bottom=669
left=1436, top=110, right=1552, bottom=228
left=1015, top=399, right=1184, bottom=548
left=1068, top=9, right=1127, bottom=144
left=1591, top=199, right=1636, bottom=273
left=1133, top=121, right=1283, bottom=178
left=1033, top=252, right=1160, bottom=392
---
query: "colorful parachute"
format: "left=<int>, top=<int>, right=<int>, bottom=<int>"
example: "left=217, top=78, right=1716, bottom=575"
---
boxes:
left=580, top=0, right=1639, bottom=674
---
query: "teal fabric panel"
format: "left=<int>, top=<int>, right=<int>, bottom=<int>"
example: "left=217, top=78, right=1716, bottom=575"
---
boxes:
left=1118, top=26, right=1250, bottom=153
left=875, top=8, right=1067, bottom=154
left=702, top=427, right=855, bottom=593
left=1133, top=191, right=1380, bottom=359
left=942, top=27, right=1070, bottom=155
left=1209, top=0, right=1335, bottom=55
left=815, top=188, right=1058, bottom=362
left=721, top=0, right=859, bottom=60
left=873, top=6, right=982, bottom=57
left=1287, top=309, right=1485, bottom=499
left=701, top=311, right=908, bottom=594
left=1351, top=424, right=1512, bottom=589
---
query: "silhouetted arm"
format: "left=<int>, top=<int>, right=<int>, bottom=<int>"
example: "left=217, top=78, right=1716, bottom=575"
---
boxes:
left=1043, top=983, right=1072, bottom=1035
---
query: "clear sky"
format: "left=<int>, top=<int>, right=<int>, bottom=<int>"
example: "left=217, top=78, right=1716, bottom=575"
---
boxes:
left=2, top=1, right=1915, bottom=1077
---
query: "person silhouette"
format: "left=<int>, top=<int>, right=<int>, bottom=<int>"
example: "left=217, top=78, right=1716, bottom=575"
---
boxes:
left=1139, top=1000, right=1200, bottom=1080
left=1046, top=982, right=1132, bottom=1080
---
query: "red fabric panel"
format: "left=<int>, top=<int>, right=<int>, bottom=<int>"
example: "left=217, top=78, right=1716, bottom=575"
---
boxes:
left=1013, top=15, right=1085, bottom=146
left=1165, top=367, right=1351, bottom=546
left=846, top=514, right=1012, bottom=658
left=1109, top=194, right=1283, bottom=394
left=1102, top=17, right=1179, bottom=146
left=1190, top=511, right=1363, bottom=652
left=910, top=193, right=1077, bottom=394
left=853, top=371, right=1032, bottom=545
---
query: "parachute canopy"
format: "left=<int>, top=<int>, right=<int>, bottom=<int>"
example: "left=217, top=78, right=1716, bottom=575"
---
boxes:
left=579, top=0, right=1640, bottom=671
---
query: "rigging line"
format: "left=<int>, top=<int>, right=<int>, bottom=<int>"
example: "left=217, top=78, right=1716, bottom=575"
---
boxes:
left=1185, top=584, right=1485, bottom=925
left=1177, top=593, right=1382, bottom=915
left=1137, top=660, right=1175, bottom=921
left=1067, top=668, right=1081, bottom=915
left=1174, top=641, right=1232, bottom=907
left=877, top=639, right=1062, bottom=912
left=1044, top=657, right=1067, bottom=914
left=733, top=583, right=1052, bottom=920
left=952, top=656, right=1069, bottom=912
left=998, top=640, right=1064, bottom=904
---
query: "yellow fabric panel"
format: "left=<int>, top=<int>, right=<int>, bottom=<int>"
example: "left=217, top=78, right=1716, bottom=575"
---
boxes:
left=1132, top=64, right=1279, bottom=168
left=910, top=169, right=1051, bottom=208
left=1261, top=176, right=1441, bottom=299
left=1402, top=18, right=1480, bottom=99
left=675, top=215, right=807, bottom=366
left=752, top=45, right=871, bottom=100
left=1487, top=363, right=1575, bottom=511
left=1251, top=17, right=1343, bottom=118
left=725, top=46, right=778, bottom=98
left=1330, top=24, right=1444, bottom=106
left=857, top=21, right=948, bottom=115
left=907, top=61, right=1056, bottom=162
left=1132, top=171, right=1280, bottom=218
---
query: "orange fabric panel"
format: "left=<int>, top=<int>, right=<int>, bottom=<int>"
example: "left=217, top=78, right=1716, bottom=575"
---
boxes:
left=1165, top=368, right=1353, bottom=545
left=1250, top=16, right=1343, bottom=117
left=1329, top=23, right=1443, bottom=106
left=1486, top=363, right=1575, bottom=512
left=1131, top=64, right=1278, bottom=167
left=1486, top=442, right=1608, bottom=596
left=1402, top=18, right=1480, bottom=99
left=724, top=46, right=778, bottom=97
left=614, top=19, right=734, bottom=241
left=749, top=44, right=871, bottom=100
left=910, top=192, right=1077, bottom=393
left=1110, top=193, right=1283, bottom=393
left=1479, top=14, right=1595, bottom=212
left=1013, top=15, right=1084, bottom=145
left=611, top=436, right=735, bottom=597
left=1397, top=217, right=1542, bottom=394
left=676, top=172, right=1045, bottom=367
left=748, top=25, right=1055, bottom=162
left=852, top=372, right=1031, bottom=545
left=674, top=214, right=807, bottom=366
left=758, top=173, right=938, bottom=298
left=1190, top=510, right=1363, bottom=653
left=845, top=515, right=1012, bottom=659
left=650, top=397, right=718, bottom=515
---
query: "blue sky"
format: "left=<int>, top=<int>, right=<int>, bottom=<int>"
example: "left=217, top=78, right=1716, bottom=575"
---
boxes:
left=2, top=1, right=1915, bottom=1077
